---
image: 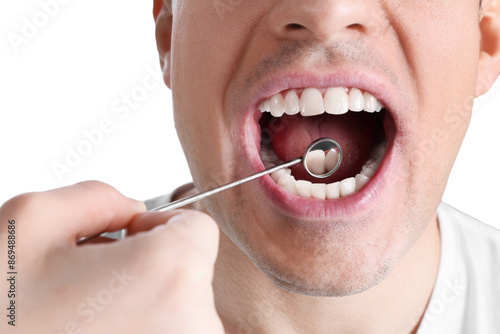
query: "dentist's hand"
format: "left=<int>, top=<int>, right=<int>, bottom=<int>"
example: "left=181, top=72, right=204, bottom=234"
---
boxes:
left=0, top=181, right=223, bottom=334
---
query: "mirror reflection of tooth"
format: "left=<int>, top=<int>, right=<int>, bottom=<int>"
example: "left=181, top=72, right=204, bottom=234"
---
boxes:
left=311, top=183, right=326, bottom=200
left=325, top=149, right=339, bottom=172
left=355, top=174, right=370, bottom=191
left=326, top=182, right=340, bottom=199
left=340, top=177, right=356, bottom=196
left=306, top=150, right=326, bottom=175
left=296, top=180, right=312, bottom=197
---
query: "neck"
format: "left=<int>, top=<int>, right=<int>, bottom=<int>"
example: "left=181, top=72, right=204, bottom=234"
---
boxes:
left=213, top=216, right=441, bottom=334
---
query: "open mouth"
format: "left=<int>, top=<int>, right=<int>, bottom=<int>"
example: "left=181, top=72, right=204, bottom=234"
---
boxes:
left=257, top=87, right=394, bottom=200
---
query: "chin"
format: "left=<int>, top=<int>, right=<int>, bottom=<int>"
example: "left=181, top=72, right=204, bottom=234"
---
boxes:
left=206, top=190, right=416, bottom=297
left=247, top=217, right=407, bottom=297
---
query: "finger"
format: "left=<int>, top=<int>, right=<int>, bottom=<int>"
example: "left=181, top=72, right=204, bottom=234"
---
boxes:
left=126, top=210, right=186, bottom=236
left=1, top=180, right=146, bottom=246
left=53, top=181, right=147, bottom=243
left=129, top=209, right=220, bottom=264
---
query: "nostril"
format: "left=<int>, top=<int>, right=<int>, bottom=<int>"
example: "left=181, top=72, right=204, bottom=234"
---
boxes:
left=346, top=23, right=365, bottom=33
left=286, top=23, right=305, bottom=31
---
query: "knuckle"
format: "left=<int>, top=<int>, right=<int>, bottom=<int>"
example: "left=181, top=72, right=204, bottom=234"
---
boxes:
left=74, top=180, right=124, bottom=218
left=0, top=192, right=46, bottom=221
left=75, top=179, right=112, bottom=190
left=75, top=180, right=121, bottom=202
left=0, top=193, right=50, bottom=239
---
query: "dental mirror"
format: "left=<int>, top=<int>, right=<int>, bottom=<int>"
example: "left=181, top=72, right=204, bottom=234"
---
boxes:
left=304, top=138, right=343, bottom=179
left=146, top=137, right=343, bottom=212
left=76, top=138, right=343, bottom=244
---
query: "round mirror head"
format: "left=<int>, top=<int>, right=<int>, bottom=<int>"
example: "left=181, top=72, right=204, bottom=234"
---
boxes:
left=303, top=138, right=343, bottom=179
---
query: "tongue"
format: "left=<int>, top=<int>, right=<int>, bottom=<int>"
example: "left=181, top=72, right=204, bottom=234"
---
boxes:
left=270, top=113, right=377, bottom=183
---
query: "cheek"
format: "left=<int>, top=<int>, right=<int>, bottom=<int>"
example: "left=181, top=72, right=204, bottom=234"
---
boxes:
left=171, top=5, right=232, bottom=187
left=417, top=22, right=477, bottom=169
left=171, top=2, right=267, bottom=190
left=394, top=2, right=479, bottom=176
left=390, top=0, right=479, bottom=107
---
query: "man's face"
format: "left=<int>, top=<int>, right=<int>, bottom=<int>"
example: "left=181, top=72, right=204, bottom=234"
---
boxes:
left=167, top=0, right=482, bottom=296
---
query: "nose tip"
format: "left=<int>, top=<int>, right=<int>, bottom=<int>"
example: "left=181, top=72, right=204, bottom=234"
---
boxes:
left=268, top=0, right=382, bottom=42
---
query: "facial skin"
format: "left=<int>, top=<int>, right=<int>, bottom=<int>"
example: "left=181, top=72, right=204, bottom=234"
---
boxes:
left=154, top=0, right=500, bottom=299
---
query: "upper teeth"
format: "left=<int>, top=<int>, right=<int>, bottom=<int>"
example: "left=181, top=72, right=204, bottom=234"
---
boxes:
left=259, top=87, right=383, bottom=117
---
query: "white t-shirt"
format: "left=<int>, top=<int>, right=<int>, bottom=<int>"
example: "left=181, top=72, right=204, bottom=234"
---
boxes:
left=417, top=203, right=500, bottom=333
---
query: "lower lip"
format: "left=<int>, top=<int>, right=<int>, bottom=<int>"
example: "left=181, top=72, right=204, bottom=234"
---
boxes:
left=242, top=111, right=398, bottom=221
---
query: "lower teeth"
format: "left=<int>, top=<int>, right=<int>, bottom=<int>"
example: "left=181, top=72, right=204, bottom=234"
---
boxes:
left=261, top=141, right=387, bottom=199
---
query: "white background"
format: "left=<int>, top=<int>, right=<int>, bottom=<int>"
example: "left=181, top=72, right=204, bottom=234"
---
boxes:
left=1, top=0, right=499, bottom=229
